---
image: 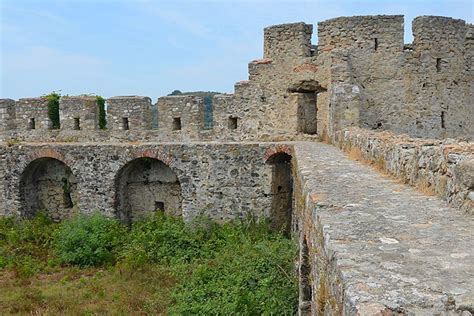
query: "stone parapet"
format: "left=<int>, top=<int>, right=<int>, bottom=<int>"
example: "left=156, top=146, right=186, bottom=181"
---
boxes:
left=334, top=127, right=474, bottom=213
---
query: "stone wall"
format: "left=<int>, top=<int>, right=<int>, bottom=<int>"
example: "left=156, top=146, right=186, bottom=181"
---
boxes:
left=107, top=96, right=153, bottom=131
left=0, top=99, right=15, bottom=132
left=60, top=96, right=99, bottom=131
left=0, top=143, right=284, bottom=223
left=318, top=15, right=473, bottom=139
left=15, top=97, right=51, bottom=131
left=334, top=127, right=474, bottom=213
left=263, top=22, right=313, bottom=61
left=156, top=95, right=206, bottom=141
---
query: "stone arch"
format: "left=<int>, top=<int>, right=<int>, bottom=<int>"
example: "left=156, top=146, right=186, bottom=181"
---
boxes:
left=114, top=157, right=182, bottom=224
left=266, top=152, right=293, bottom=234
left=19, top=157, right=78, bottom=221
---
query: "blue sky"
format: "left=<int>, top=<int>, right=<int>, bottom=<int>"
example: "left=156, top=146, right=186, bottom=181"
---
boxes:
left=1, top=0, right=472, bottom=100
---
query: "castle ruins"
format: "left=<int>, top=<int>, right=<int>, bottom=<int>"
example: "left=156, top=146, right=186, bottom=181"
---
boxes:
left=0, top=15, right=473, bottom=315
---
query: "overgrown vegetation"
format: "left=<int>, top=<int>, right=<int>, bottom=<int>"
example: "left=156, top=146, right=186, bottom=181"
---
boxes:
left=54, top=213, right=126, bottom=267
left=97, top=96, right=107, bottom=129
left=45, top=92, right=61, bottom=129
left=0, top=212, right=297, bottom=314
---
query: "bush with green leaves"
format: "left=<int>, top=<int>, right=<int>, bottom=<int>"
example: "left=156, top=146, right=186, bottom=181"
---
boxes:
left=120, top=213, right=222, bottom=267
left=97, top=96, right=107, bottom=129
left=46, top=92, right=61, bottom=129
left=168, top=224, right=298, bottom=315
left=121, top=213, right=298, bottom=314
left=54, top=212, right=126, bottom=267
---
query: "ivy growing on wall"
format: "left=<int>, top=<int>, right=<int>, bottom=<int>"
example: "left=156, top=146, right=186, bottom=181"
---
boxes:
left=97, top=96, right=107, bottom=129
left=46, top=92, right=61, bottom=129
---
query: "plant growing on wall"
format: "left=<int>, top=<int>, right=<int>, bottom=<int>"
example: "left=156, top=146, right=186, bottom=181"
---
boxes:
left=46, top=92, right=61, bottom=129
left=97, top=96, right=107, bottom=129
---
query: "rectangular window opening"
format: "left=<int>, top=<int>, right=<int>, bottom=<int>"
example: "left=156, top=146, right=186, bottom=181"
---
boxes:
left=74, top=118, right=80, bottom=130
left=441, top=111, right=446, bottom=129
left=228, top=116, right=238, bottom=130
left=172, top=117, right=181, bottom=131
left=122, top=117, right=129, bottom=130
left=29, top=118, right=35, bottom=130
left=155, top=201, right=165, bottom=211
left=436, top=58, right=442, bottom=72
left=374, top=38, right=378, bottom=51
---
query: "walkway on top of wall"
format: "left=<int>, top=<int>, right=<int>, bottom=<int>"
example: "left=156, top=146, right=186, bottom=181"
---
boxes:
left=293, top=141, right=473, bottom=314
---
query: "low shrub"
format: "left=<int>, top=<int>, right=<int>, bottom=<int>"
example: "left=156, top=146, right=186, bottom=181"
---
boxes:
left=54, top=213, right=126, bottom=267
left=169, top=228, right=298, bottom=315
left=120, top=213, right=221, bottom=267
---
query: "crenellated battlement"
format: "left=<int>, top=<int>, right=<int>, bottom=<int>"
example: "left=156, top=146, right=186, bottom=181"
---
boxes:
left=412, top=16, right=467, bottom=53
left=263, top=22, right=313, bottom=61
left=60, top=96, right=99, bottom=131
left=317, top=15, right=404, bottom=52
left=107, top=96, right=153, bottom=131
left=0, top=14, right=471, bottom=142
left=16, top=97, right=50, bottom=131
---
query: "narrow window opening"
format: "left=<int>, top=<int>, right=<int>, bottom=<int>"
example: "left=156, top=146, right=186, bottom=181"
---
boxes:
left=267, top=153, right=293, bottom=235
left=155, top=201, right=165, bottom=211
left=374, top=38, right=378, bottom=51
left=73, top=118, right=80, bottom=130
left=441, top=111, right=445, bottom=129
left=122, top=117, right=129, bottom=130
left=29, top=118, right=35, bottom=130
left=62, top=178, right=73, bottom=208
left=228, top=116, right=238, bottom=130
left=172, top=117, right=181, bottom=131
left=436, top=58, right=442, bottom=72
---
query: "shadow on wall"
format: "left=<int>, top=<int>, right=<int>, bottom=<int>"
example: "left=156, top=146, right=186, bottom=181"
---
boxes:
left=266, top=152, right=293, bottom=235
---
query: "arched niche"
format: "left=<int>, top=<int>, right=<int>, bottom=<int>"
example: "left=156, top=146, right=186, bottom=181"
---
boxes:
left=114, top=157, right=182, bottom=224
left=19, top=157, right=78, bottom=221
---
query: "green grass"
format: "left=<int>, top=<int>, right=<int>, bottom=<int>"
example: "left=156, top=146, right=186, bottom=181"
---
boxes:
left=0, top=212, right=298, bottom=314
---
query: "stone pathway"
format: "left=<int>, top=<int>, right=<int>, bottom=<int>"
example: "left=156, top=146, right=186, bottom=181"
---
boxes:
left=293, top=141, right=473, bottom=314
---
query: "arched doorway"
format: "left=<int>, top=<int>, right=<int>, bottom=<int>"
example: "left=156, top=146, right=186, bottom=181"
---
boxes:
left=20, top=157, right=77, bottom=221
left=115, top=157, right=182, bottom=224
left=266, top=152, right=293, bottom=234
